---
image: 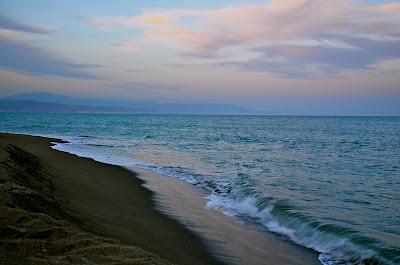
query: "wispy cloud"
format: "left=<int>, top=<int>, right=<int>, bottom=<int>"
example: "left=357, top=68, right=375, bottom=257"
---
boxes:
left=0, top=13, right=99, bottom=79
left=222, top=37, right=400, bottom=77
left=0, top=29, right=97, bottom=79
left=110, top=80, right=182, bottom=92
left=0, top=14, right=55, bottom=34
left=90, top=0, right=400, bottom=76
left=88, top=12, right=177, bottom=30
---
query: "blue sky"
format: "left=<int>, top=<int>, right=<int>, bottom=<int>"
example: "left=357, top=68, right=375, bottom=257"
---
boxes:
left=0, top=0, right=399, bottom=115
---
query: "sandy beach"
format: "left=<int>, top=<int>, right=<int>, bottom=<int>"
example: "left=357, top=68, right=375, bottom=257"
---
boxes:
left=0, top=133, right=224, bottom=265
left=1, top=1, right=399, bottom=263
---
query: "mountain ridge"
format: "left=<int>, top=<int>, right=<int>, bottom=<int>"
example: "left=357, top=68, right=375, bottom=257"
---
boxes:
left=0, top=92, right=252, bottom=114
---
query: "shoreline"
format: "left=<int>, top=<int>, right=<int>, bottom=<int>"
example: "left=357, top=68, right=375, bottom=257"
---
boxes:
left=134, top=167, right=320, bottom=265
left=45, top=132, right=321, bottom=265
left=0, top=133, right=224, bottom=265
left=1, top=114, right=398, bottom=265
left=0, top=132, right=322, bottom=265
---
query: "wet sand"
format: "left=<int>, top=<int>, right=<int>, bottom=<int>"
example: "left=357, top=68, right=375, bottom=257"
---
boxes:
left=134, top=168, right=321, bottom=265
left=0, top=133, right=223, bottom=265
left=0, top=132, right=321, bottom=265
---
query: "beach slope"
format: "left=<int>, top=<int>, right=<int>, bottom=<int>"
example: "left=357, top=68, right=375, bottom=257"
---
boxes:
left=0, top=133, right=223, bottom=265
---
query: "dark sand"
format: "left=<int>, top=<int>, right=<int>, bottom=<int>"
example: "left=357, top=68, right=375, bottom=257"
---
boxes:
left=0, top=133, right=224, bottom=265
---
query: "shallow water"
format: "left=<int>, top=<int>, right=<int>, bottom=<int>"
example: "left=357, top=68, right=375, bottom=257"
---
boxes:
left=1, top=113, right=399, bottom=265
left=134, top=167, right=320, bottom=265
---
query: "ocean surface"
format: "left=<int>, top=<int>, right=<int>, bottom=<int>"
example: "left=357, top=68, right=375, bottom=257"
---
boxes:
left=1, top=113, right=399, bottom=265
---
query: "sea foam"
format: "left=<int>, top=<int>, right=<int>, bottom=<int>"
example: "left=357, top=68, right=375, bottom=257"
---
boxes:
left=54, top=139, right=398, bottom=265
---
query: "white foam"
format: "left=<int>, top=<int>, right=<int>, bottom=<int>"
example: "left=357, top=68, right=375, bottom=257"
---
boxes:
left=233, top=196, right=259, bottom=216
left=204, top=192, right=385, bottom=265
left=51, top=138, right=386, bottom=265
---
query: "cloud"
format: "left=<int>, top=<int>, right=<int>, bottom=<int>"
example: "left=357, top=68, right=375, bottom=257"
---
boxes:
left=90, top=0, right=400, bottom=76
left=223, top=37, right=400, bottom=77
left=372, top=3, right=400, bottom=13
left=110, top=80, right=182, bottom=93
left=0, top=31, right=97, bottom=79
left=89, top=12, right=179, bottom=30
left=0, top=14, right=55, bottom=34
left=0, top=14, right=96, bottom=79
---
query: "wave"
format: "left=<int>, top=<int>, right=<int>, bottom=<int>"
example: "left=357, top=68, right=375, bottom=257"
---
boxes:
left=206, top=193, right=399, bottom=265
left=51, top=140, right=399, bottom=265
left=86, top=143, right=115, bottom=147
left=79, top=135, right=96, bottom=138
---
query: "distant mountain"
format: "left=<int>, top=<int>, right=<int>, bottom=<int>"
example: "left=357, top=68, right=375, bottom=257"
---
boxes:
left=0, top=92, right=251, bottom=114
left=0, top=100, right=152, bottom=114
left=2, top=92, right=136, bottom=108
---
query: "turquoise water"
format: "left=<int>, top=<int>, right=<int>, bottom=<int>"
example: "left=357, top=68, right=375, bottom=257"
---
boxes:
left=1, top=113, right=399, bottom=265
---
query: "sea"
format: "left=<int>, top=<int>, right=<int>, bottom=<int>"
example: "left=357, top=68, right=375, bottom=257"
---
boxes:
left=1, top=113, right=399, bottom=265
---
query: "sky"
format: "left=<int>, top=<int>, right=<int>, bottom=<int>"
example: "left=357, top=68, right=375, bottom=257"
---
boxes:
left=0, top=0, right=399, bottom=115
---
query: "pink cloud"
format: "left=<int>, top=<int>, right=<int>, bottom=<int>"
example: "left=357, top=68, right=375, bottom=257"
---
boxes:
left=0, top=28, right=20, bottom=40
left=373, top=3, right=400, bottom=13
left=93, top=1, right=398, bottom=54
left=90, top=1, right=400, bottom=75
